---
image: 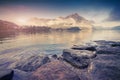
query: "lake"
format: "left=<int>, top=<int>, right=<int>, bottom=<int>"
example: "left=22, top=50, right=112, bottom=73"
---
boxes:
left=0, top=30, right=120, bottom=55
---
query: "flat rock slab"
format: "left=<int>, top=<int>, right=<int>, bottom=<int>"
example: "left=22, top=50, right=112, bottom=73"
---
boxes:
left=96, top=46, right=120, bottom=54
left=94, top=40, right=120, bottom=55
left=72, top=45, right=96, bottom=51
left=95, top=40, right=120, bottom=46
left=11, top=55, right=50, bottom=72
left=32, top=60, right=80, bottom=80
left=0, top=69, right=14, bottom=80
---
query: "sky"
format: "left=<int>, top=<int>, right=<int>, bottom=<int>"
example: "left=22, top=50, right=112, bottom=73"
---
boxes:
left=0, top=0, right=120, bottom=27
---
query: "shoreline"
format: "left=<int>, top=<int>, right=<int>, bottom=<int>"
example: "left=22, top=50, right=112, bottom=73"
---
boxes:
left=0, top=40, right=120, bottom=80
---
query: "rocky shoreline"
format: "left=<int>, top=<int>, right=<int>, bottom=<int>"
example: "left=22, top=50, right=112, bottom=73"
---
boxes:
left=0, top=40, right=120, bottom=80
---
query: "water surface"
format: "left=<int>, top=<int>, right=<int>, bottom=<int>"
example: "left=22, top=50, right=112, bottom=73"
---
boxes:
left=0, top=30, right=120, bottom=55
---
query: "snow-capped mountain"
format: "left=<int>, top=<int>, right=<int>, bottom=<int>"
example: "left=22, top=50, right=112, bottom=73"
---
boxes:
left=28, top=13, right=93, bottom=29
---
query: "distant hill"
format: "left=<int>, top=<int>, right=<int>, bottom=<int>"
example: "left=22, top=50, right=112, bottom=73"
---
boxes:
left=93, top=26, right=120, bottom=30
left=112, top=26, right=120, bottom=30
left=0, top=20, right=19, bottom=32
left=28, top=13, right=93, bottom=30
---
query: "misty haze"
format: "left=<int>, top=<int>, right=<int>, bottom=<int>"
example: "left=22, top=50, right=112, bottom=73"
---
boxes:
left=0, top=0, right=120, bottom=80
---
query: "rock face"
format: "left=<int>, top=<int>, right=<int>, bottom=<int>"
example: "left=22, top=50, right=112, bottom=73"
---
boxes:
left=12, top=55, right=50, bottom=72
left=0, top=69, right=14, bottom=80
left=32, top=60, right=80, bottom=80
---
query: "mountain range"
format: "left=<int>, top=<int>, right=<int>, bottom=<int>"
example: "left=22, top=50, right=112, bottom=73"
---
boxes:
left=28, top=13, right=93, bottom=29
left=0, top=13, right=94, bottom=31
left=1, top=13, right=120, bottom=31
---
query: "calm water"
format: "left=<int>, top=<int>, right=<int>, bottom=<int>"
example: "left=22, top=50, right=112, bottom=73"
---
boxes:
left=0, top=30, right=120, bottom=55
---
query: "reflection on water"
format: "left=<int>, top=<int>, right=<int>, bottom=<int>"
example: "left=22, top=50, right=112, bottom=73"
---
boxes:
left=0, top=31, right=18, bottom=42
left=92, top=30, right=120, bottom=41
left=0, top=30, right=120, bottom=55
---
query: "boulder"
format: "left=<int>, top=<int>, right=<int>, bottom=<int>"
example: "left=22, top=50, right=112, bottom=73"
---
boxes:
left=31, top=60, right=80, bottom=80
left=12, top=55, right=50, bottom=72
left=62, top=49, right=95, bottom=69
left=0, top=69, right=14, bottom=80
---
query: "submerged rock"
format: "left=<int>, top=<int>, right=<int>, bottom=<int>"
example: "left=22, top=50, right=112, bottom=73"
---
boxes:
left=0, top=69, right=14, bottom=80
left=32, top=60, right=80, bottom=80
left=11, top=55, right=50, bottom=72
